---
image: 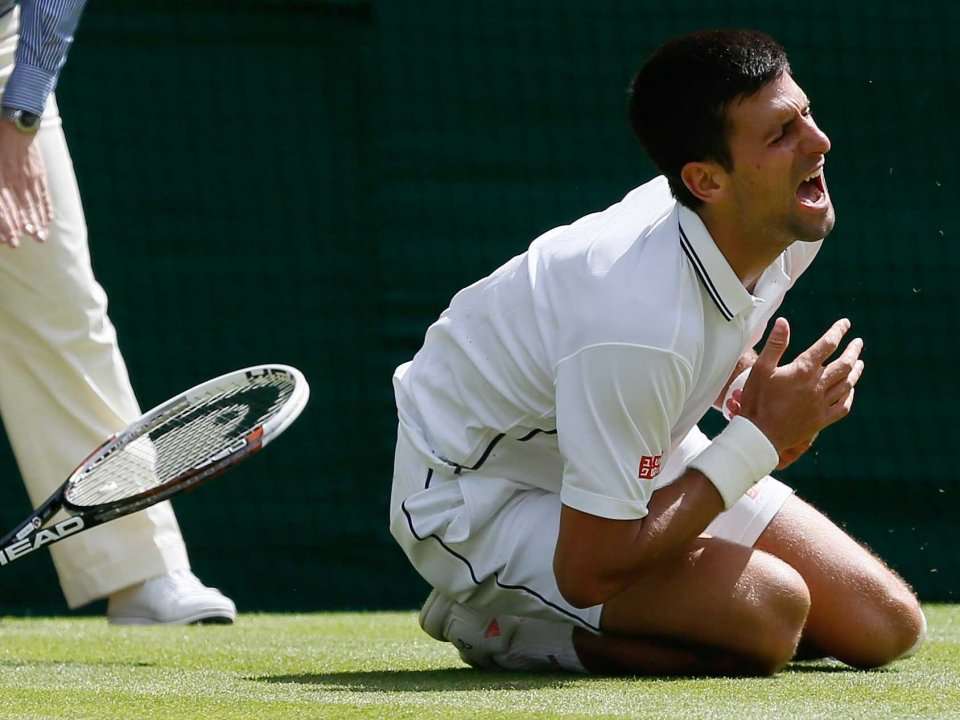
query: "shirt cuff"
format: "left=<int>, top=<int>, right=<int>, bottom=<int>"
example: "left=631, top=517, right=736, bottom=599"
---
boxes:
left=1, top=63, right=56, bottom=115
left=561, top=484, right=649, bottom=521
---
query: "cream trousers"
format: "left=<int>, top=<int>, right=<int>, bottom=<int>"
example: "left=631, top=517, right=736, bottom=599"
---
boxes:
left=0, top=8, right=189, bottom=608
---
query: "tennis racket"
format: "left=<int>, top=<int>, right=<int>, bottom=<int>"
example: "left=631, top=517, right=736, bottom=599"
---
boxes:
left=0, top=364, right=309, bottom=567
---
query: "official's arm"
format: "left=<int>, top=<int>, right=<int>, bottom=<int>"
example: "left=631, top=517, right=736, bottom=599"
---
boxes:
left=3, top=0, right=88, bottom=114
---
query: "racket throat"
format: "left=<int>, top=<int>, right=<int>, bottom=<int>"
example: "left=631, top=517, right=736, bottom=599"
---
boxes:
left=0, top=516, right=86, bottom=566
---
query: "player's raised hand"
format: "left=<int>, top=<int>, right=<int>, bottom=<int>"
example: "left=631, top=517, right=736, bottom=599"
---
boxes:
left=0, top=120, right=52, bottom=248
left=726, top=386, right=818, bottom=469
left=737, top=317, right=864, bottom=454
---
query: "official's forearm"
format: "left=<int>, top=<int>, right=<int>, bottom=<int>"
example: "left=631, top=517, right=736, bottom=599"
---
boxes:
left=3, top=0, right=89, bottom=115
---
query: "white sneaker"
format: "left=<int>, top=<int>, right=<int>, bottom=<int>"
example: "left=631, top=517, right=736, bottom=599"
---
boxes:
left=107, top=569, right=237, bottom=626
left=418, top=589, right=516, bottom=669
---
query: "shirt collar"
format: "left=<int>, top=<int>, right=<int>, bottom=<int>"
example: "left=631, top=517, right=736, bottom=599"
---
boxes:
left=677, top=205, right=754, bottom=322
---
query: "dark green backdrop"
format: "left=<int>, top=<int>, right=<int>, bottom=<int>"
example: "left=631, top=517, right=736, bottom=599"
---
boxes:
left=0, top=1, right=956, bottom=613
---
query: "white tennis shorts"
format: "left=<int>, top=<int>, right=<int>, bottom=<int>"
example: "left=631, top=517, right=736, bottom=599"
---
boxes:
left=390, top=422, right=793, bottom=633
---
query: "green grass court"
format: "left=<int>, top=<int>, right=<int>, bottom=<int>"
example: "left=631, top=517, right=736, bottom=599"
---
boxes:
left=0, top=605, right=957, bottom=719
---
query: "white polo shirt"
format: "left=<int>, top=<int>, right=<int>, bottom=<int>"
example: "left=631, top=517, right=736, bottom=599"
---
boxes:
left=394, top=176, right=820, bottom=521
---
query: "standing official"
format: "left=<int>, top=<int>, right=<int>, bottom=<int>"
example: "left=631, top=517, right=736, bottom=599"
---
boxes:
left=0, top=1, right=235, bottom=624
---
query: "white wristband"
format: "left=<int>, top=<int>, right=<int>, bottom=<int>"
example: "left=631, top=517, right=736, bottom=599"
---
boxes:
left=721, top=367, right=752, bottom=420
left=688, top=415, right=779, bottom=509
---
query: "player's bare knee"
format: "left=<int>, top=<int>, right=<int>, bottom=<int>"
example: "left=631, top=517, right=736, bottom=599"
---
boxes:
left=835, top=574, right=926, bottom=668
left=770, top=568, right=810, bottom=665
left=846, top=586, right=924, bottom=669
left=888, top=591, right=926, bottom=661
left=744, top=560, right=811, bottom=673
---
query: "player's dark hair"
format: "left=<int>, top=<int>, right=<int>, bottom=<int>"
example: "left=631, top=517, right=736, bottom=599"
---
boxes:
left=628, top=29, right=791, bottom=208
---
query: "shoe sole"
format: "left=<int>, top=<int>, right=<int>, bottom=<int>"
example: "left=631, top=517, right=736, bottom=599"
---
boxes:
left=109, top=611, right=236, bottom=626
left=418, top=588, right=452, bottom=642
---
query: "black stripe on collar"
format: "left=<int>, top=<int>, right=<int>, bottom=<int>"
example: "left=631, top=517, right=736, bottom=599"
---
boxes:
left=679, top=225, right=735, bottom=321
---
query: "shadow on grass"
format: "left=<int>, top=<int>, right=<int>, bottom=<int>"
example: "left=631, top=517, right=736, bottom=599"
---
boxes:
left=251, top=660, right=874, bottom=692
left=785, top=662, right=886, bottom=674
left=250, top=668, right=577, bottom=692
left=0, top=659, right=154, bottom=668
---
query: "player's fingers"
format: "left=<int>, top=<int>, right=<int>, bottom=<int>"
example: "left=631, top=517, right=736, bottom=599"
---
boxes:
left=824, top=387, right=856, bottom=426
left=799, top=318, right=851, bottom=367
left=777, top=432, right=820, bottom=470
left=725, top=388, right=743, bottom=416
left=776, top=445, right=806, bottom=470
left=725, top=396, right=741, bottom=417
left=752, top=317, right=791, bottom=375
left=820, top=337, right=864, bottom=388
left=841, top=387, right=856, bottom=414
left=824, top=360, right=864, bottom=405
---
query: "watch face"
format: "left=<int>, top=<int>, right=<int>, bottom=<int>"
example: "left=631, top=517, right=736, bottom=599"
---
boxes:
left=18, top=111, right=41, bottom=130
left=2, top=108, right=41, bottom=133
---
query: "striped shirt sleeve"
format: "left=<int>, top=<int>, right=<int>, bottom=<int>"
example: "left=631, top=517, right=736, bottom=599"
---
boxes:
left=2, top=0, right=88, bottom=114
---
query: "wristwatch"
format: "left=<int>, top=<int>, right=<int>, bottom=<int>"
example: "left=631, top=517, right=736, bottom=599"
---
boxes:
left=1, top=106, right=41, bottom=134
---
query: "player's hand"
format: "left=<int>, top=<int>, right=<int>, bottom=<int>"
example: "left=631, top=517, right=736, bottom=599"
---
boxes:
left=713, top=349, right=757, bottom=411
left=775, top=432, right=818, bottom=470
left=726, top=387, right=819, bottom=469
left=736, top=317, right=864, bottom=454
left=0, top=120, right=52, bottom=248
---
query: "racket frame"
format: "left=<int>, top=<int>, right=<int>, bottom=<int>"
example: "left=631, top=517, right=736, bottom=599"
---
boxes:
left=0, top=364, right=308, bottom=567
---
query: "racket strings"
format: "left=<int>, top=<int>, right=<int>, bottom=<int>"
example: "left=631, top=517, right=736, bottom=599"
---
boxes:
left=65, top=374, right=296, bottom=507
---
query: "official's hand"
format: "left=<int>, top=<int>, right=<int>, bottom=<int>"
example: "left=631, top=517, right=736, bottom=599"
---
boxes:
left=0, top=119, right=52, bottom=247
left=737, top=317, right=864, bottom=454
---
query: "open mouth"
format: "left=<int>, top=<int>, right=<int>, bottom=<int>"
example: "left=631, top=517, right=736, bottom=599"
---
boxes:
left=797, top=166, right=828, bottom=209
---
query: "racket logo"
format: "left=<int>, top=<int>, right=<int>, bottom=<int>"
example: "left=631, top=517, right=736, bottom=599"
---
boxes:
left=0, top=516, right=86, bottom=566
left=15, top=517, right=42, bottom=541
left=192, top=436, right=249, bottom=471
left=245, top=367, right=282, bottom=379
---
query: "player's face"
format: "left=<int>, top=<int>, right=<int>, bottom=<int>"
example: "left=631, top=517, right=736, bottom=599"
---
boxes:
left=723, top=72, right=835, bottom=245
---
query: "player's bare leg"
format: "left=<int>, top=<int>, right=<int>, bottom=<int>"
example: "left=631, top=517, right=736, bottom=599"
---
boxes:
left=573, top=535, right=811, bottom=676
left=754, top=494, right=924, bottom=668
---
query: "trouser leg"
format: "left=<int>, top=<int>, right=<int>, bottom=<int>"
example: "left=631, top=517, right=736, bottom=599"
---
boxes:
left=0, top=93, right=189, bottom=608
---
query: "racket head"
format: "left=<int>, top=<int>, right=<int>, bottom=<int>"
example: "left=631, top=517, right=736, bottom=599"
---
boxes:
left=62, top=364, right=309, bottom=515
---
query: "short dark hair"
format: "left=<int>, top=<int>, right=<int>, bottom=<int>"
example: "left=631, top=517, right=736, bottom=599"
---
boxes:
left=628, top=30, right=791, bottom=208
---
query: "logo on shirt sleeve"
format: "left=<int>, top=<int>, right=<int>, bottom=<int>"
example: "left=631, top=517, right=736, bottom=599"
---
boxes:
left=638, top=454, right=663, bottom=480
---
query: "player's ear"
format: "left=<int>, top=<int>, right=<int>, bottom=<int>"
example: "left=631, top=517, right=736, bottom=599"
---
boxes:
left=680, top=161, right=726, bottom=205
